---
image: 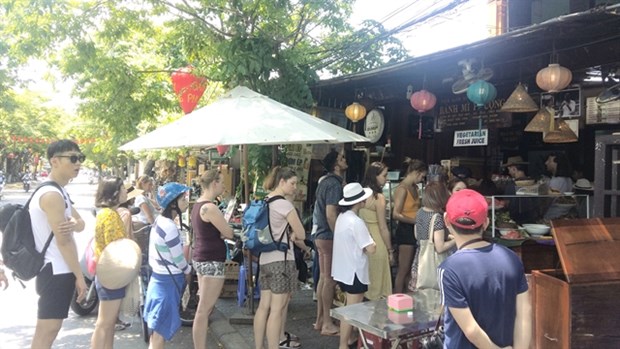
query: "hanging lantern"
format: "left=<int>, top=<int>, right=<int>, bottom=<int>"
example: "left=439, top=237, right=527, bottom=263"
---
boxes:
left=188, top=155, right=197, bottom=168
left=178, top=155, right=186, bottom=168
left=501, top=83, right=539, bottom=112
left=345, top=102, right=367, bottom=122
left=216, top=145, right=229, bottom=156
left=536, top=63, right=572, bottom=92
left=410, top=90, right=437, bottom=113
left=171, top=66, right=208, bottom=114
left=467, top=80, right=497, bottom=107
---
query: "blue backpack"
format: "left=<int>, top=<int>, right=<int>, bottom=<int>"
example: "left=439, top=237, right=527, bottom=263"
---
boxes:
left=242, top=196, right=289, bottom=256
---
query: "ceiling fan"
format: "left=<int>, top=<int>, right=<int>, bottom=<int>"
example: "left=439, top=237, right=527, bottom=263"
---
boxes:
left=450, top=58, right=494, bottom=94
left=596, top=67, right=620, bottom=104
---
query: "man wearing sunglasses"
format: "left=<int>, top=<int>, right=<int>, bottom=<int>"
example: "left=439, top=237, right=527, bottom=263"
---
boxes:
left=30, top=139, right=87, bottom=349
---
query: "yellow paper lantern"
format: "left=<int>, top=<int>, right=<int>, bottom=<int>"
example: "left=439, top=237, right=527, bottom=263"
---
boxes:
left=188, top=155, right=197, bottom=168
left=345, top=102, right=367, bottom=123
left=178, top=155, right=186, bottom=168
left=536, top=64, right=572, bottom=92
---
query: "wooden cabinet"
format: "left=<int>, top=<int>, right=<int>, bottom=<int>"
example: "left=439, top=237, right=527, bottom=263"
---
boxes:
left=594, top=134, right=620, bottom=217
left=531, top=218, right=620, bottom=348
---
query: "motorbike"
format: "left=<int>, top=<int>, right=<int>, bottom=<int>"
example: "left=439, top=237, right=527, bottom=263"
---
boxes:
left=70, top=208, right=100, bottom=316
left=0, top=178, right=4, bottom=200
left=22, top=175, right=31, bottom=192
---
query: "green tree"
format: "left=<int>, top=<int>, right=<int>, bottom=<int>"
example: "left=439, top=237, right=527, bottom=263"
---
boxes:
left=1, top=0, right=409, bottom=184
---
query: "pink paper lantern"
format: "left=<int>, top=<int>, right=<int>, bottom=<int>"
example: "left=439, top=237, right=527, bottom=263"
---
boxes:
left=216, top=145, right=229, bottom=156
left=410, top=90, right=437, bottom=113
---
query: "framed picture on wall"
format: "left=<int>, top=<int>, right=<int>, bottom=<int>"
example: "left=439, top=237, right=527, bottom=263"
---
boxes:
left=540, top=87, right=581, bottom=119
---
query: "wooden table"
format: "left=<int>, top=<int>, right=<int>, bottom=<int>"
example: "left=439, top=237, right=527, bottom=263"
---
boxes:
left=330, top=289, right=442, bottom=349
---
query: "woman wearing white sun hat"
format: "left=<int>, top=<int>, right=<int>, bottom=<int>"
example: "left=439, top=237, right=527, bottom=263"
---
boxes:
left=331, top=182, right=377, bottom=349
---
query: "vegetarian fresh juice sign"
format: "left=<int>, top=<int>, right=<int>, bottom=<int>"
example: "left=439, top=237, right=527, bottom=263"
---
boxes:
left=453, top=129, right=488, bottom=147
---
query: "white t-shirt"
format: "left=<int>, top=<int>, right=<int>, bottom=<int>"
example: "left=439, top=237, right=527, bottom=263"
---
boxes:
left=331, top=210, right=375, bottom=285
left=134, top=194, right=158, bottom=224
left=30, top=182, right=74, bottom=275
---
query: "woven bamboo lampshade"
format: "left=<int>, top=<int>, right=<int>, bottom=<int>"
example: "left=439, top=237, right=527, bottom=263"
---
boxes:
left=500, top=83, right=539, bottom=112
left=524, top=107, right=553, bottom=132
left=544, top=119, right=578, bottom=143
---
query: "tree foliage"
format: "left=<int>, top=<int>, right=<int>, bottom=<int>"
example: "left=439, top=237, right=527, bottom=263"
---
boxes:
left=1, top=0, right=409, bottom=176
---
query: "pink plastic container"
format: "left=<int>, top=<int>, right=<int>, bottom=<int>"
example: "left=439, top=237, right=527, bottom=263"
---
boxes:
left=387, top=293, right=413, bottom=312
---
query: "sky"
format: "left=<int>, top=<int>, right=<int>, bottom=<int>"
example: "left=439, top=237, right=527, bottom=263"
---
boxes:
left=352, top=0, right=491, bottom=56
left=20, top=0, right=492, bottom=113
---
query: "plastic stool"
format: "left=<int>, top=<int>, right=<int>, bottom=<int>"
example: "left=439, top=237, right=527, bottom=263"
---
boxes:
left=237, top=263, right=261, bottom=307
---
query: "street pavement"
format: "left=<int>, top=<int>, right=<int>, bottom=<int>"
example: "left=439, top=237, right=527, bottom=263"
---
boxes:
left=0, top=174, right=340, bottom=348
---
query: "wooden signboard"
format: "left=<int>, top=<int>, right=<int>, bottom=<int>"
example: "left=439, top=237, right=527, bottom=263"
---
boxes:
left=437, top=94, right=511, bottom=131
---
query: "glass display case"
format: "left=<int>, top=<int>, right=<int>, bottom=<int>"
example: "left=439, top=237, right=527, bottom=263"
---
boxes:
left=489, top=194, right=590, bottom=238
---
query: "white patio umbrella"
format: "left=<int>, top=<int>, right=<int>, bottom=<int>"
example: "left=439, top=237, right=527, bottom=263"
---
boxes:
left=119, top=85, right=368, bottom=151
left=120, top=86, right=369, bottom=316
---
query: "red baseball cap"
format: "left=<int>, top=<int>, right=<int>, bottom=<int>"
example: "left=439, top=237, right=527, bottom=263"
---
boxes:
left=446, top=189, right=488, bottom=230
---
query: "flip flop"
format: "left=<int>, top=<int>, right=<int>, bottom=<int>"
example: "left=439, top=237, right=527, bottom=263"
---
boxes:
left=320, top=329, right=339, bottom=336
left=279, top=332, right=301, bottom=348
left=284, top=332, right=300, bottom=341
left=115, top=319, right=130, bottom=331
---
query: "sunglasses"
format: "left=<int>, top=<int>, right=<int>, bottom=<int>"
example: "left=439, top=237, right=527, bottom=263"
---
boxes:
left=56, top=154, right=86, bottom=163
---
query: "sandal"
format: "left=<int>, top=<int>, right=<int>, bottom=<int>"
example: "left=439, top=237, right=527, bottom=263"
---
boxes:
left=284, top=332, right=300, bottom=341
left=279, top=332, right=301, bottom=348
left=114, top=319, right=130, bottom=331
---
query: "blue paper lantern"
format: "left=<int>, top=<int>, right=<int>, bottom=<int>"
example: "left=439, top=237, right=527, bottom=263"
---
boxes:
left=467, top=80, right=497, bottom=107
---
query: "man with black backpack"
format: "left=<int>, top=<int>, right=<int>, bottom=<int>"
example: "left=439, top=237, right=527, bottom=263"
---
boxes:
left=30, top=140, right=86, bottom=349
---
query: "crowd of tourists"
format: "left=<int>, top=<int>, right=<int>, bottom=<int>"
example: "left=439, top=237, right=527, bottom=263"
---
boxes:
left=1, top=140, right=531, bottom=349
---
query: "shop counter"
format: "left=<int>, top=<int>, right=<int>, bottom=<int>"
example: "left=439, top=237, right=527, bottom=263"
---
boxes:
left=330, top=289, right=441, bottom=349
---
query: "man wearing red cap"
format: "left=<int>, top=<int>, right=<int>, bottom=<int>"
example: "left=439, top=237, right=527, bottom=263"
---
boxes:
left=438, top=189, right=531, bottom=349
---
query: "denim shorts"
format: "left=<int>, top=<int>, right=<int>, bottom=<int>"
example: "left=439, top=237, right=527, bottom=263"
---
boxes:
left=95, top=275, right=126, bottom=301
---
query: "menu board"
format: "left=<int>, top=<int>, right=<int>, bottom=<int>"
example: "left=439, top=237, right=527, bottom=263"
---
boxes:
left=437, top=94, right=511, bottom=131
left=586, top=97, right=620, bottom=124
left=286, top=144, right=312, bottom=202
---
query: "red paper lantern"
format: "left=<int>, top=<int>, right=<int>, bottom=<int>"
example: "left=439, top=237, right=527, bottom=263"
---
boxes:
left=410, top=90, right=437, bottom=113
left=216, top=145, right=229, bottom=156
left=171, top=66, right=208, bottom=114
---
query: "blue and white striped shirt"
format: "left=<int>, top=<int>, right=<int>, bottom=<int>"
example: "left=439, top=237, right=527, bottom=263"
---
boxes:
left=148, top=216, right=191, bottom=275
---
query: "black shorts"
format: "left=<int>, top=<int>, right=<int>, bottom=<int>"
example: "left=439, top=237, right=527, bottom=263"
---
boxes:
left=35, top=263, right=76, bottom=319
left=395, top=222, right=416, bottom=245
left=337, top=274, right=368, bottom=295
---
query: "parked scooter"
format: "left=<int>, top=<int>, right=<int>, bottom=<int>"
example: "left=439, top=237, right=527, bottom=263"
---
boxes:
left=71, top=208, right=99, bottom=316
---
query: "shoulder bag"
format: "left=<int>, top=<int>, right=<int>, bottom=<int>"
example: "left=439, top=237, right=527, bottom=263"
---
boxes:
left=415, top=213, right=448, bottom=290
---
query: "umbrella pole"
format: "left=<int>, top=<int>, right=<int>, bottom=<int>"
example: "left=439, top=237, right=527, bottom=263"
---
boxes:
left=243, top=144, right=256, bottom=315
left=230, top=144, right=256, bottom=324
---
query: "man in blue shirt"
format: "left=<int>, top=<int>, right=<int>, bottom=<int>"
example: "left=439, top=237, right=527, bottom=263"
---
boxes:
left=439, top=189, right=531, bottom=348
